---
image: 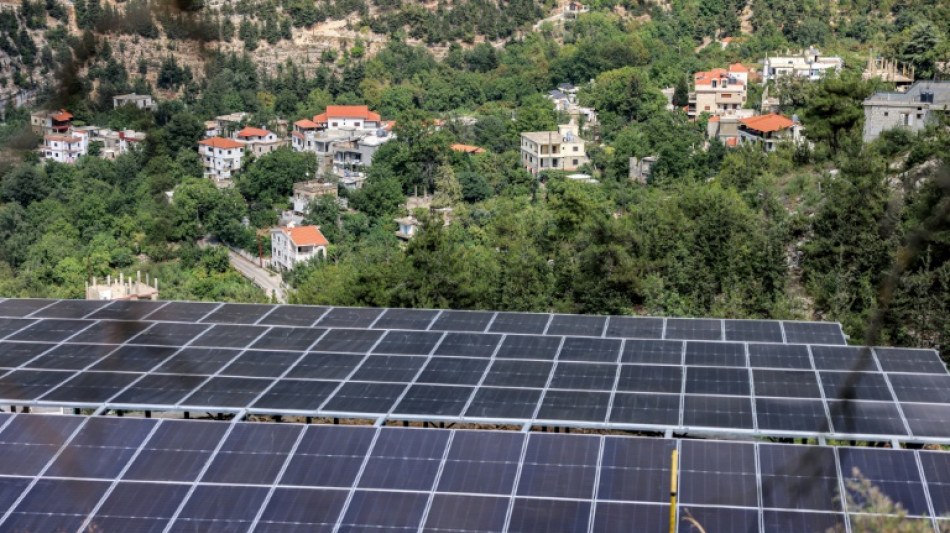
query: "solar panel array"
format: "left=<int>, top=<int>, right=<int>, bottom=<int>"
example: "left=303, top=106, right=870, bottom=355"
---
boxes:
left=0, top=412, right=947, bottom=533
left=0, top=300, right=948, bottom=443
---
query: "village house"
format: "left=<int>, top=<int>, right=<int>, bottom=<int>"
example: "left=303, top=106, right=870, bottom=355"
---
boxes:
left=863, top=52, right=914, bottom=91
left=688, top=64, right=749, bottom=119
left=270, top=224, right=329, bottom=270
left=705, top=110, right=757, bottom=146
left=198, top=136, right=245, bottom=186
left=762, top=48, right=843, bottom=82
left=215, top=112, right=250, bottom=138
left=292, top=179, right=338, bottom=215
left=736, top=113, right=804, bottom=151
left=43, top=130, right=89, bottom=163
left=30, top=109, right=72, bottom=136
left=235, top=126, right=284, bottom=156
left=862, top=81, right=950, bottom=143
left=394, top=215, right=421, bottom=240
left=112, top=93, right=156, bottom=111
left=520, top=121, right=588, bottom=174
left=290, top=106, right=393, bottom=186
left=563, top=1, right=589, bottom=17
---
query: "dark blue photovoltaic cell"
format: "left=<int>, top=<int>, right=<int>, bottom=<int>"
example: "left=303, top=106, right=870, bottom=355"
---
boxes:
left=762, top=511, right=847, bottom=533
left=351, top=355, right=425, bottom=382
left=495, top=334, right=562, bottom=360
left=783, top=321, right=846, bottom=345
left=24, top=343, right=113, bottom=370
left=8, top=319, right=89, bottom=342
left=752, top=369, right=822, bottom=399
left=250, top=327, right=325, bottom=351
left=748, top=343, right=813, bottom=369
left=372, top=330, right=443, bottom=355
left=256, top=305, right=329, bottom=327
left=820, top=371, right=894, bottom=401
left=92, top=481, right=191, bottom=523
left=609, top=393, right=681, bottom=426
left=620, top=339, right=683, bottom=365
left=464, top=387, right=542, bottom=419
left=487, top=312, right=550, bottom=334
left=200, top=303, right=273, bottom=324
left=142, top=301, right=219, bottom=322
left=392, top=384, right=473, bottom=416
left=257, top=488, right=348, bottom=531
left=547, top=314, right=606, bottom=337
left=316, top=307, right=383, bottom=328
left=190, top=324, right=268, bottom=349
left=598, top=437, right=675, bottom=502
left=549, top=363, right=617, bottom=390
left=437, top=431, right=522, bottom=494
left=725, top=319, right=785, bottom=343
left=508, top=498, right=591, bottom=533
left=558, top=337, right=622, bottom=362
left=434, top=332, right=502, bottom=358
left=616, top=365, right=682, bottom=393
left=286, top=352, right=362, bottom=380
left=888, top=374, right=950, bottom=403
left=683, top=394, right=754, bottom=429
left=339, top=490, right=429, bottom=531
left=685, top=341, right=746, bottom=367
left=678, top=507, right=759, bottom=533
left=592, top=503, right=669, bottom=533
left=220, top=350, right=301, bottom=378
left=838, top=448, right=930, bottom=516
left=902, top=403, right=950, bottom=438
left=755, top=398, right=830, bottom=433
left=424, top=495, right=510, bottom=533
left=0, top=342, right=55, bottom=368
left=251, top=379, right=339, bottom=411
left=179, top=377, right=273, bottom=408
left=90, top=345, right=178, bottom=372
left=111, top=374, right=209, bottom=405
left=665, top=318, right=722, bottom=341
left=323, top=382, right=406, bottom=413
left=41, top=371, right=141, bottom=403
left=430, top=310, right=495, bottom=332
left=417, top=357, right=489, bottom=385
left=70, top=320, right=152, bottom=344
left=679, top=440, right=758, bottom=507
left=759, top=444, right=841, bottom=511
left=372, top=308, right=439, bottom=330
left=919, top=451, right=950, bottom=515
left=811, top=345, right=876, bottom=371
left=132, top=322, right=211, bottom=346
left=828, top=400, right=908, bottom=436
left=605, top=316, right=664, bottom=339
left=685, top=367, right=750, bottom=396
left=875, top=347, right=947, bottom=374
left=152, top=347, right=237, bottom=375
left=0, top=318, right=36, bottom=339
left=310, top=328, right=382, bottom=353
left=172, top=485, right=269, bottom=529
left=30, top=299, right=106, bottom=319
left=536, top=390, right=610, bottom=421
left=0, top=299, right=55, bottom=318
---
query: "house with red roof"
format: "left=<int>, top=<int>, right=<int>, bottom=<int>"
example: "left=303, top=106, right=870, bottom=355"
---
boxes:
left=737, top=113, right=803, bottom=151
left=688, top=65, right=749, bottom=120
left=30, top=109, right=73, bottom=136
left=270, top=224, right=329, bottom=270
left=235, top=126, right=285, bottom=156
left=199, top=136, right=246, bottom=186
left=313, top=105, right=382, bottom=131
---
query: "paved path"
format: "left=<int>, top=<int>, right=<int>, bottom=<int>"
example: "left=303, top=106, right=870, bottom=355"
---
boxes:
left=198, top=238, right=287, bottom=303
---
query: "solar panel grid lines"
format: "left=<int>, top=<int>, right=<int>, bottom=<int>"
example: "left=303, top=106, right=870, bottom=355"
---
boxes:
left=76, top=418, right=165, bottom=532
left=913, top=448, right=942, bottom=533
left=160, top=412, right=248, bottom=533
left=413, top=430, right=457, bottom=532
left=245, top=422, right=312, bottom=533
left=329, top=425, right=384, bottom=533
left=806, top=344, right=837, bottom=436
left=868, top=347, right=915, bottom=438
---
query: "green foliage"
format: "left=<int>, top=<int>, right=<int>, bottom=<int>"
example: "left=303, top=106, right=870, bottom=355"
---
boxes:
left=803, top=74, right=874, bottom=155
left=237, top=148, right=316, bottom=207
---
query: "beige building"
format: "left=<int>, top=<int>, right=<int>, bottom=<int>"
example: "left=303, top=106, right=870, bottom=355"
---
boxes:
left=198, top=136, right=245, bottom=186
left=235, top=127, right=285, bottom=156
left=862, top=81, right=950, bottom=142
left=520, top=122, right=588, bottom=174
left=688, top=64, right=749, bottom=119
left=292, top=180, right=338, bottom=215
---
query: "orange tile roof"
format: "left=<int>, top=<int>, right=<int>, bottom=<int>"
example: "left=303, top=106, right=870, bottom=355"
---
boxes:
left=236, top=126, right=272, bottom=138
left=451, top=143, right=486, bottom=154
left=280, top=225, right=329, bottom=246
left=709, top=116, right=720, bottom=122
left=291, top=131, right=305, bottom=139
left=722, top=37, right=733, bottom=43
left=738, top=113, right=795, bottom=133
left=294, top=119, right=318, bottom=129
left=51, top=110, right=73, bottom=121
left=694, top=68, right=745, bottom=87
left=317, top=105, right=381, bottom=122
left=728, top=63, right=749, bottom=73
left=726, top=137, right=739, bottom=147
left=382, top=120, right=396, bottom=131
left=199, top=136, right=245, bottom=149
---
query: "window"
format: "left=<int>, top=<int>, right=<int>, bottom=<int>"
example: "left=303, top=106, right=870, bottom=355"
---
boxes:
left=573, top=159, right=578, bottom=166
left=331, top=122, right=338, bottom=127
left=899, top=113, right=911, bottom=126
left=884, top=112, right=889, bottom=117
left=917, top=114, right=923, bottom=120
left=705, top=106, right=711, bottom=111
left=355, top=122, right=361, bottom=128
left=722, top=93, right=732, bottom=98
left=573, top=146, right=578, bottom=152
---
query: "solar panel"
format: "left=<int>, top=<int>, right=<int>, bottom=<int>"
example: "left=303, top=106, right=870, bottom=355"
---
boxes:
left=783, top=321, right=847, bottom=345
left=0, top=413, right=948, bottom=532
left=0, top=301, right=944, bottom=444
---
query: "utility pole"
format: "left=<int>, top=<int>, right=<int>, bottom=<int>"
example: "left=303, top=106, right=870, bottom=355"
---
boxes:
left=257, top=233, right=263, bottom=268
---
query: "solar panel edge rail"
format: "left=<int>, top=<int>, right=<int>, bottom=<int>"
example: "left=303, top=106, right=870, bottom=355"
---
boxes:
left=1, top=300, right=948, bottom=444
left=0, top=298, right=850, bottom=344
left=0, top=412, right=946, bottom=533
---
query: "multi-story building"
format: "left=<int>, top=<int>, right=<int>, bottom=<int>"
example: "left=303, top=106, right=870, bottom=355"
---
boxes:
left=762, top=48, right=843, bottom=82
left=270, top=224, right=328, bottom=271
left=290, top=106, right=393, bottom=187
left=30, top=109, right=72, bottom=136
left=215, top=112, right=249, bottom=138
left=235, top=126, right=284, bottom=156
left=688, top=64, right=748, bottom=119
left=112, top=93, right=156, bottom=111
left=705, top=109, right=757, bottom=146
left=42, top=130, right=89, bottom=163
left=862, top=81, right=950, bottom=143
left=737, top=113, right=804, bottom=151
left=520, top=121, right=588, bottom=174
left=198, top=136, right=245, bottom=186
left=292, top=180, right=338, bottom=215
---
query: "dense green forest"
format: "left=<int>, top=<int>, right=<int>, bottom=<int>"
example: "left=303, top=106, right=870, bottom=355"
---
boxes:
left=0, top=0, right=948, bottom=354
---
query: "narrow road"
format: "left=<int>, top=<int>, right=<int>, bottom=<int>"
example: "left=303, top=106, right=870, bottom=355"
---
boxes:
left=227, top=250, right=287, bottom=303
left=198, top=238, right=287, bottom=303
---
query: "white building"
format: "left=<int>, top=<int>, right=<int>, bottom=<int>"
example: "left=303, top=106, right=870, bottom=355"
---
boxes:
left=314, top=105, right=382, bottom=130
left=271, top=225, right=328, bottom=270
left=520, top=121, right=588, bottom=174
left=42, top=130, right=89, bottom=163
left=762, top=48, right=843, bottom=82
left=736, top=113, right=804, bottom=152
left=112, top=93, right=156, bottom=111
left=395, top=216, right=420, bottom=240
left=198, top=136, right=245, bottom=186
left=290, top=106, right=393, bottom=184
left=235, top=126, right=284, bottom=156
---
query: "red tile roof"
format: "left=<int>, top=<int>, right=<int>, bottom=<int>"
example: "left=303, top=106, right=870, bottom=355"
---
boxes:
left=236, top=126, right=272, bottom=138
left=694, top=68, right=745, bottom=87
left=451, top=143, right=486, bottom=154
left=199, top=136, right=245, bottom=149
left=725, top=137, right=739, bottom=147
left=738, top=113, right=795, bottom=133
left=294, top=119, right=318, bottom=129
left=51, top=110, right=73, bottom=122
left=315, top=105, right=381, bottom=123
left=728, top=63, right=749, bottom=73
left=291, top=131, right=305, bottom=139
left=280, top=225, right=329, bottom=246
